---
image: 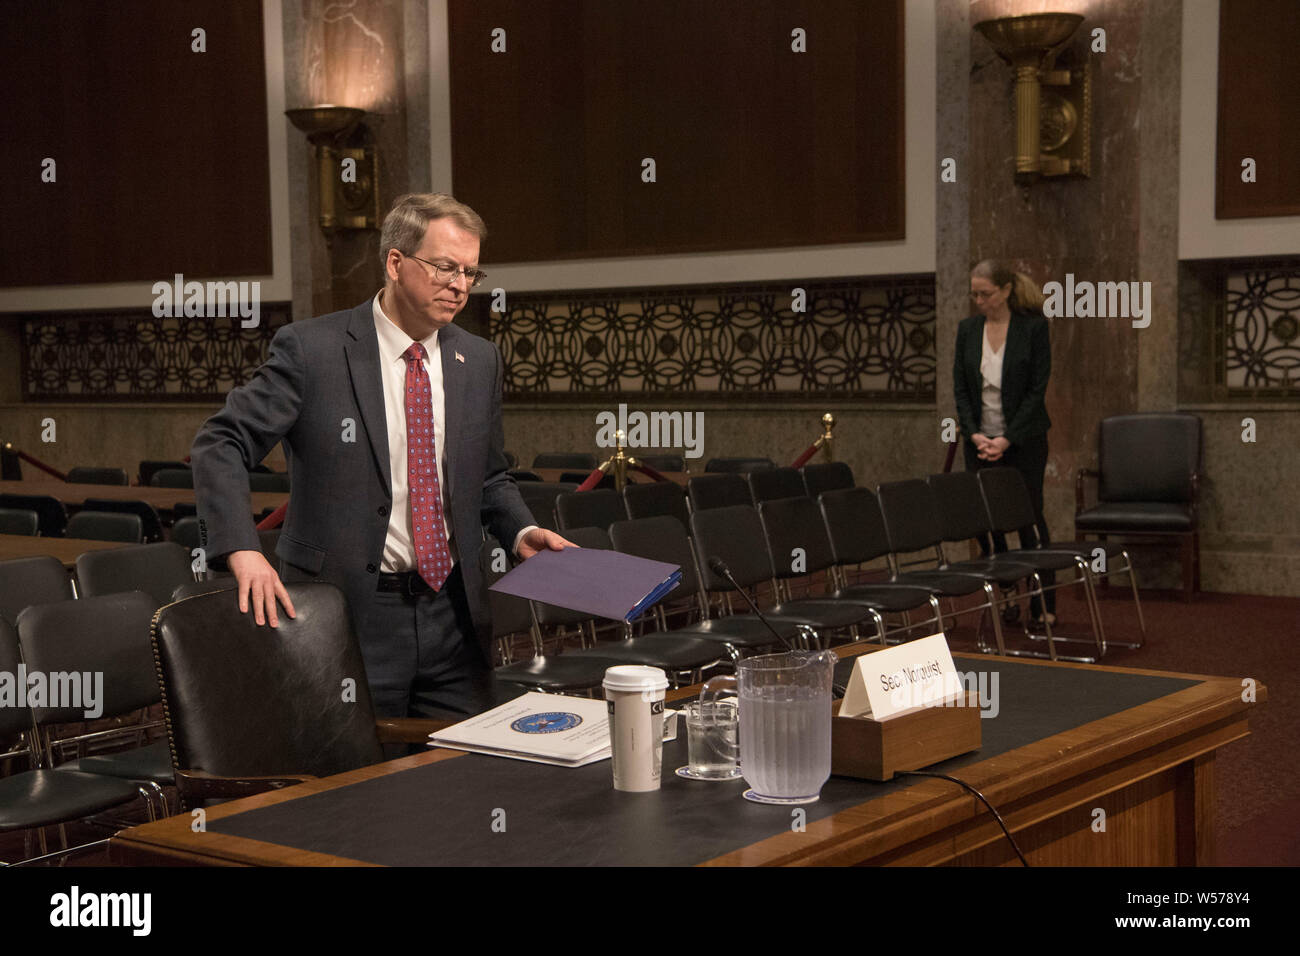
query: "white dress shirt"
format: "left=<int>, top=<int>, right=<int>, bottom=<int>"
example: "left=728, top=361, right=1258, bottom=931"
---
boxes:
left=372, top=293, right=538, bottom=573
left=979, top=326, right=1007, bottom=438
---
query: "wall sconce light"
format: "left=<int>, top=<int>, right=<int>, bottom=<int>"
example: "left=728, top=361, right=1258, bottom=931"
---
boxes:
left=285, top=105, right=379, bottom=231
left=975, top=13, right=1092, bottom=186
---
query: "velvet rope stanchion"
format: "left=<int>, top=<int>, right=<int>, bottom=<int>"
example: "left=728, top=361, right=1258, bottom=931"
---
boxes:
left=256, top=501, right=287, bottom=530
left=575, top=468, right=606, bottom=492
left=787, top=413, right=836, bottom=470
left=1, top=441, right=68, bottom=481
left=790, top=441, right=820, bottom=470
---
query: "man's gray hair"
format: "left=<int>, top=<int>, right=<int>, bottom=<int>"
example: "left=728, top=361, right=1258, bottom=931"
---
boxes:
left=380, top=193, right=487, bottom=266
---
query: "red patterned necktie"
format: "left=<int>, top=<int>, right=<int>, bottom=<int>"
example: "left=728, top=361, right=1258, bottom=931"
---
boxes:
left=402, top=342, right=452, bottom=591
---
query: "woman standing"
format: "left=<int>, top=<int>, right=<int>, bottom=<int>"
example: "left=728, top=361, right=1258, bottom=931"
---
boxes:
left=953, top=260, right=1055, bottom=624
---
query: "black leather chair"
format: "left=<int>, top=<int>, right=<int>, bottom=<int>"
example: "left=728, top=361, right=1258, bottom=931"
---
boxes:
left=65, top=510, right=144, bottom=543
left=532, top=452, right=598, bottom=471
left=1075, top=413, right=1203, bottom=601
left=747, top=467, right=807, bottom=503
left=150, top=468, right=195, bottom=488
left=555, top=489, right=626, bottom=531
left=704, top=457, right=776, bottom=474
left=622, top=480, right=690, bottom=530
left=0, top=555, right=74, bottom=626
left=517, top=481, right=577, bottom=532
left=83, top=498, right=165, bottom=543
left=66, top=466, right=129, bottom=486
left=150, top=583, right=435, bottom=807
left=138, top=460, right=189, bottom=487
left=686, top=474, right=752, bottom=512
left=637, top=454, right=685, bottom=473
left=0, top=507, right=39, bottom=536
left=801, top=461, right=855, bottom=498
left=0, top=494, right=67, bottom=537
left=75, top=542, right=194, bottom=608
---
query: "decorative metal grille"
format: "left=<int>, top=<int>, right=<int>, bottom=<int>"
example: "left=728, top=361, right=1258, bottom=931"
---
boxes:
left=20, top=304, right=293, bottom=402
left=490, top=276, right=936, bottom=402
left=1217, top=261, right=1300, bottom=398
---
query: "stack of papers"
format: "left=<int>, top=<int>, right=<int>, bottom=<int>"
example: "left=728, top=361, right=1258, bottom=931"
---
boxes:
left=428, top=692, right=678, bottom=767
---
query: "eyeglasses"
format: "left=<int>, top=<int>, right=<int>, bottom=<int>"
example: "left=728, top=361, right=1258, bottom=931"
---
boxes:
left=405, top=253, right=487, bottom=288
left=969, top=290, right=999, bottom=301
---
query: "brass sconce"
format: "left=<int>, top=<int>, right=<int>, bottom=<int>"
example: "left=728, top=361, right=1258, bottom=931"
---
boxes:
left=286, top=106, right=379, bottom=231
left=975, top=13, right=1092, bottom=186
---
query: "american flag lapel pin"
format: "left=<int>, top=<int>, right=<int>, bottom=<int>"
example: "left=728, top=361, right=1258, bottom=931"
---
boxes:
left=455, top=351, right=465, bottom=364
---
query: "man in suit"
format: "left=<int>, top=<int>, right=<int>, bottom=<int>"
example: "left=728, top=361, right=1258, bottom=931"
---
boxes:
left=191, top=193, right=572, bottom=718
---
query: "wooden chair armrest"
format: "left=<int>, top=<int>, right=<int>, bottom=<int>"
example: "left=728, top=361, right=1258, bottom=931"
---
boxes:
left=175, top=769, right=316, bottom=802
left=374, top=717, right=452, bottom=744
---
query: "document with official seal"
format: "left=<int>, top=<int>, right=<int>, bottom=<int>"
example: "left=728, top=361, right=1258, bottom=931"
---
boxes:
left=428, top=692, right=678, bottom=767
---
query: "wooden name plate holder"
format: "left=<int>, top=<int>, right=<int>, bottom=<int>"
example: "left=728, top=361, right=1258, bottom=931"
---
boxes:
left=831, top=693, right=982, bottom=781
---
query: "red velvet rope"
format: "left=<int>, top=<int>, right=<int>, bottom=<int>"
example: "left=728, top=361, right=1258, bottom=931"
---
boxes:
left=789, top=441, right=820, bottom=470
left=943, top=440, right=958, bottom=473
left=256, top=501, right=288, bottom=530
left=12, top=448, right=68, bottom=481
left=575, top=468, right=606, bottom=492
left=632, top=462, right=668, bottom=483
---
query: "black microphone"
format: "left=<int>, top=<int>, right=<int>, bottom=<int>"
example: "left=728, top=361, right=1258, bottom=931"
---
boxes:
left=707, top=556, right=795, bottom=651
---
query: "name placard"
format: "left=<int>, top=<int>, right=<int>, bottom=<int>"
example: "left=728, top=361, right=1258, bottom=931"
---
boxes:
left=839, top=634, right=961, bottom=720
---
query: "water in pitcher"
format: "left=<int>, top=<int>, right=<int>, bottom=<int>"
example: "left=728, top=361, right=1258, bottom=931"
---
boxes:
left=739, top=684, right=832, bottom=802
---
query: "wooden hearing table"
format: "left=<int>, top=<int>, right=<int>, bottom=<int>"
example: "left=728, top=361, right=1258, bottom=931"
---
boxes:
left=109, top=645, right=1262, bottom=866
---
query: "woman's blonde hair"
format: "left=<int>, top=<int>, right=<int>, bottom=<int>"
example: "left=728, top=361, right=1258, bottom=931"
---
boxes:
left=971, top=259, right=1044, bottom=312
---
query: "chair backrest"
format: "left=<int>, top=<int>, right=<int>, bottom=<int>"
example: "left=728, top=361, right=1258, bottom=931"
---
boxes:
left=876, top=479, right=944, bottom=554
left=704, top=457, right=776, bottom=474
left=757, top=497, right=836, bottom=580
left=976, top=467, right=1040, bottom=537
left=687, top=473, right=752, bottom=512
left=66, top=510, right=144, bottom=543
left=171, top=515, right=203, bottom=550
left=152, top=583, right=384, bottom=779
left=817, top=488, right=894, bottom=567
left=517, top=481, right=577, bottom=532
left=0, top=507, right=39, bottom=536
left=150, top=468, right=195, bottom=488
left=248, top=472, right=291, bottom=492
left=172, top=578, right=235, bottom=602
left=532, top=452, right=598, bottom=470
left=139, top=460, right=189, bottom=487
left=609, top=515, right=702, bottom=601
left=802, top=461, right=855, bottom=497
left=83, top=498, right=165, bottom=542
left=0, top=618, right=29, bottom=740
left=530, top=526, right=612, bottom=626
left=16, top=590, right=158, bottom=726
left=0, top=555, right=74, bottom=626
left=747, top=467, right=807, bottom=504
left=0, top=494, right=67, bottom=537
left=925, top=472, right=994, bottom=543
left=637, top=454, right=685, bottom=473
left=1098, top=413, right=1202, bottom=503
left=622, top=481, right=690, bottom=529
left=66, top=466, right=129, bottom=486
left=75, top=542, right=194, bottom=608
left=555, top=489, right=625, bottom=531
left=508, top=469, right=542, bottom=483
left=689, top=505, right=775, bottom=591
left=481, top=536, right=533, bottom=639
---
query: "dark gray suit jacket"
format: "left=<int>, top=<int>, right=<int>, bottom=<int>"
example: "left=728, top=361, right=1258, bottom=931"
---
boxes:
left=952, top=308, right=1052, bottom=448
left=191, top=298, right=534, bottom=658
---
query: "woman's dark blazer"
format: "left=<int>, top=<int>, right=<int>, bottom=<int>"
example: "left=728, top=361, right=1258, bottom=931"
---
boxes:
left=953, top=308, right=1052, bottom=447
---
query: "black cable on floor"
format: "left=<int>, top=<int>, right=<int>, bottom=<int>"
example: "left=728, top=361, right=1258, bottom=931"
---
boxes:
left=897, top=769, right=1029, bottom=866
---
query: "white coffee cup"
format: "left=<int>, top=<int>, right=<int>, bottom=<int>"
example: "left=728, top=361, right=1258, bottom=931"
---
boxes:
left=603, top=665, right=669, bottom=792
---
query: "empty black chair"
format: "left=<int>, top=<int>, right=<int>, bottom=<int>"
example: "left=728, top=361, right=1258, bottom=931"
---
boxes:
left=759, top=495, right=943, bottom=644
left=507, top=469, right=542, bottom=482
left=83, top=498, right=165, bottom=543
left=66, top=466, right=129, bottom=486
left=170, top=502, right=198, bottom=520
left=747, top=467, right=807, bottom=503
left=637, top=454, right=685, bottom=473
left=556, top=489, right=626, bottom=531
left=0, top=555, right=74, bottom=626
left=149, top=468, right=195, bottom=489
left=532, top=452, right=598, bottom=471
left=75, top=542, right=194, bottom=608
left=686, top=473, right=752, bottom=512
left=517, top=481, right=577, bottom=532
left=609, top=515, right=809, bottom=653
left=622, top=480, right=690, bottom=529
left=704, top=457, right=776, bottom=474
left=0, top=507, right=39, bottom=536
left=0, top=494, right=67, bottom=537
left=138, top=460, right=189, bottom=487
left=18, top=591, right=170, bottom=817
left=0, top=617, right=145, bottom=864
left=1075, top=413, right=1202, bottom=601
left=802, top=461, right=855, bottom=498
left=248, top=472, right=291, bottom=493
left=151, top=583, right=431, bottom=806
left=171, top=515, right=203, bottom=550
left=65, top=510, right=144, bottom=543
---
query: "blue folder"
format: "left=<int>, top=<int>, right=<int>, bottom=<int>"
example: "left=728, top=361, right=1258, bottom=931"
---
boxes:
left=489, top=547, right=681, bottom=622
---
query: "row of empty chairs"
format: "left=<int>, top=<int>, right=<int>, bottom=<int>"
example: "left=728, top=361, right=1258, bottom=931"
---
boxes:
left=522, top=452, right=794, bottom=474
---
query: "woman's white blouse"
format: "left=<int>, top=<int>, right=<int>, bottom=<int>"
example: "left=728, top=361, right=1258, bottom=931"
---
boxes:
left=980, top=326, right=1006, bottom=437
